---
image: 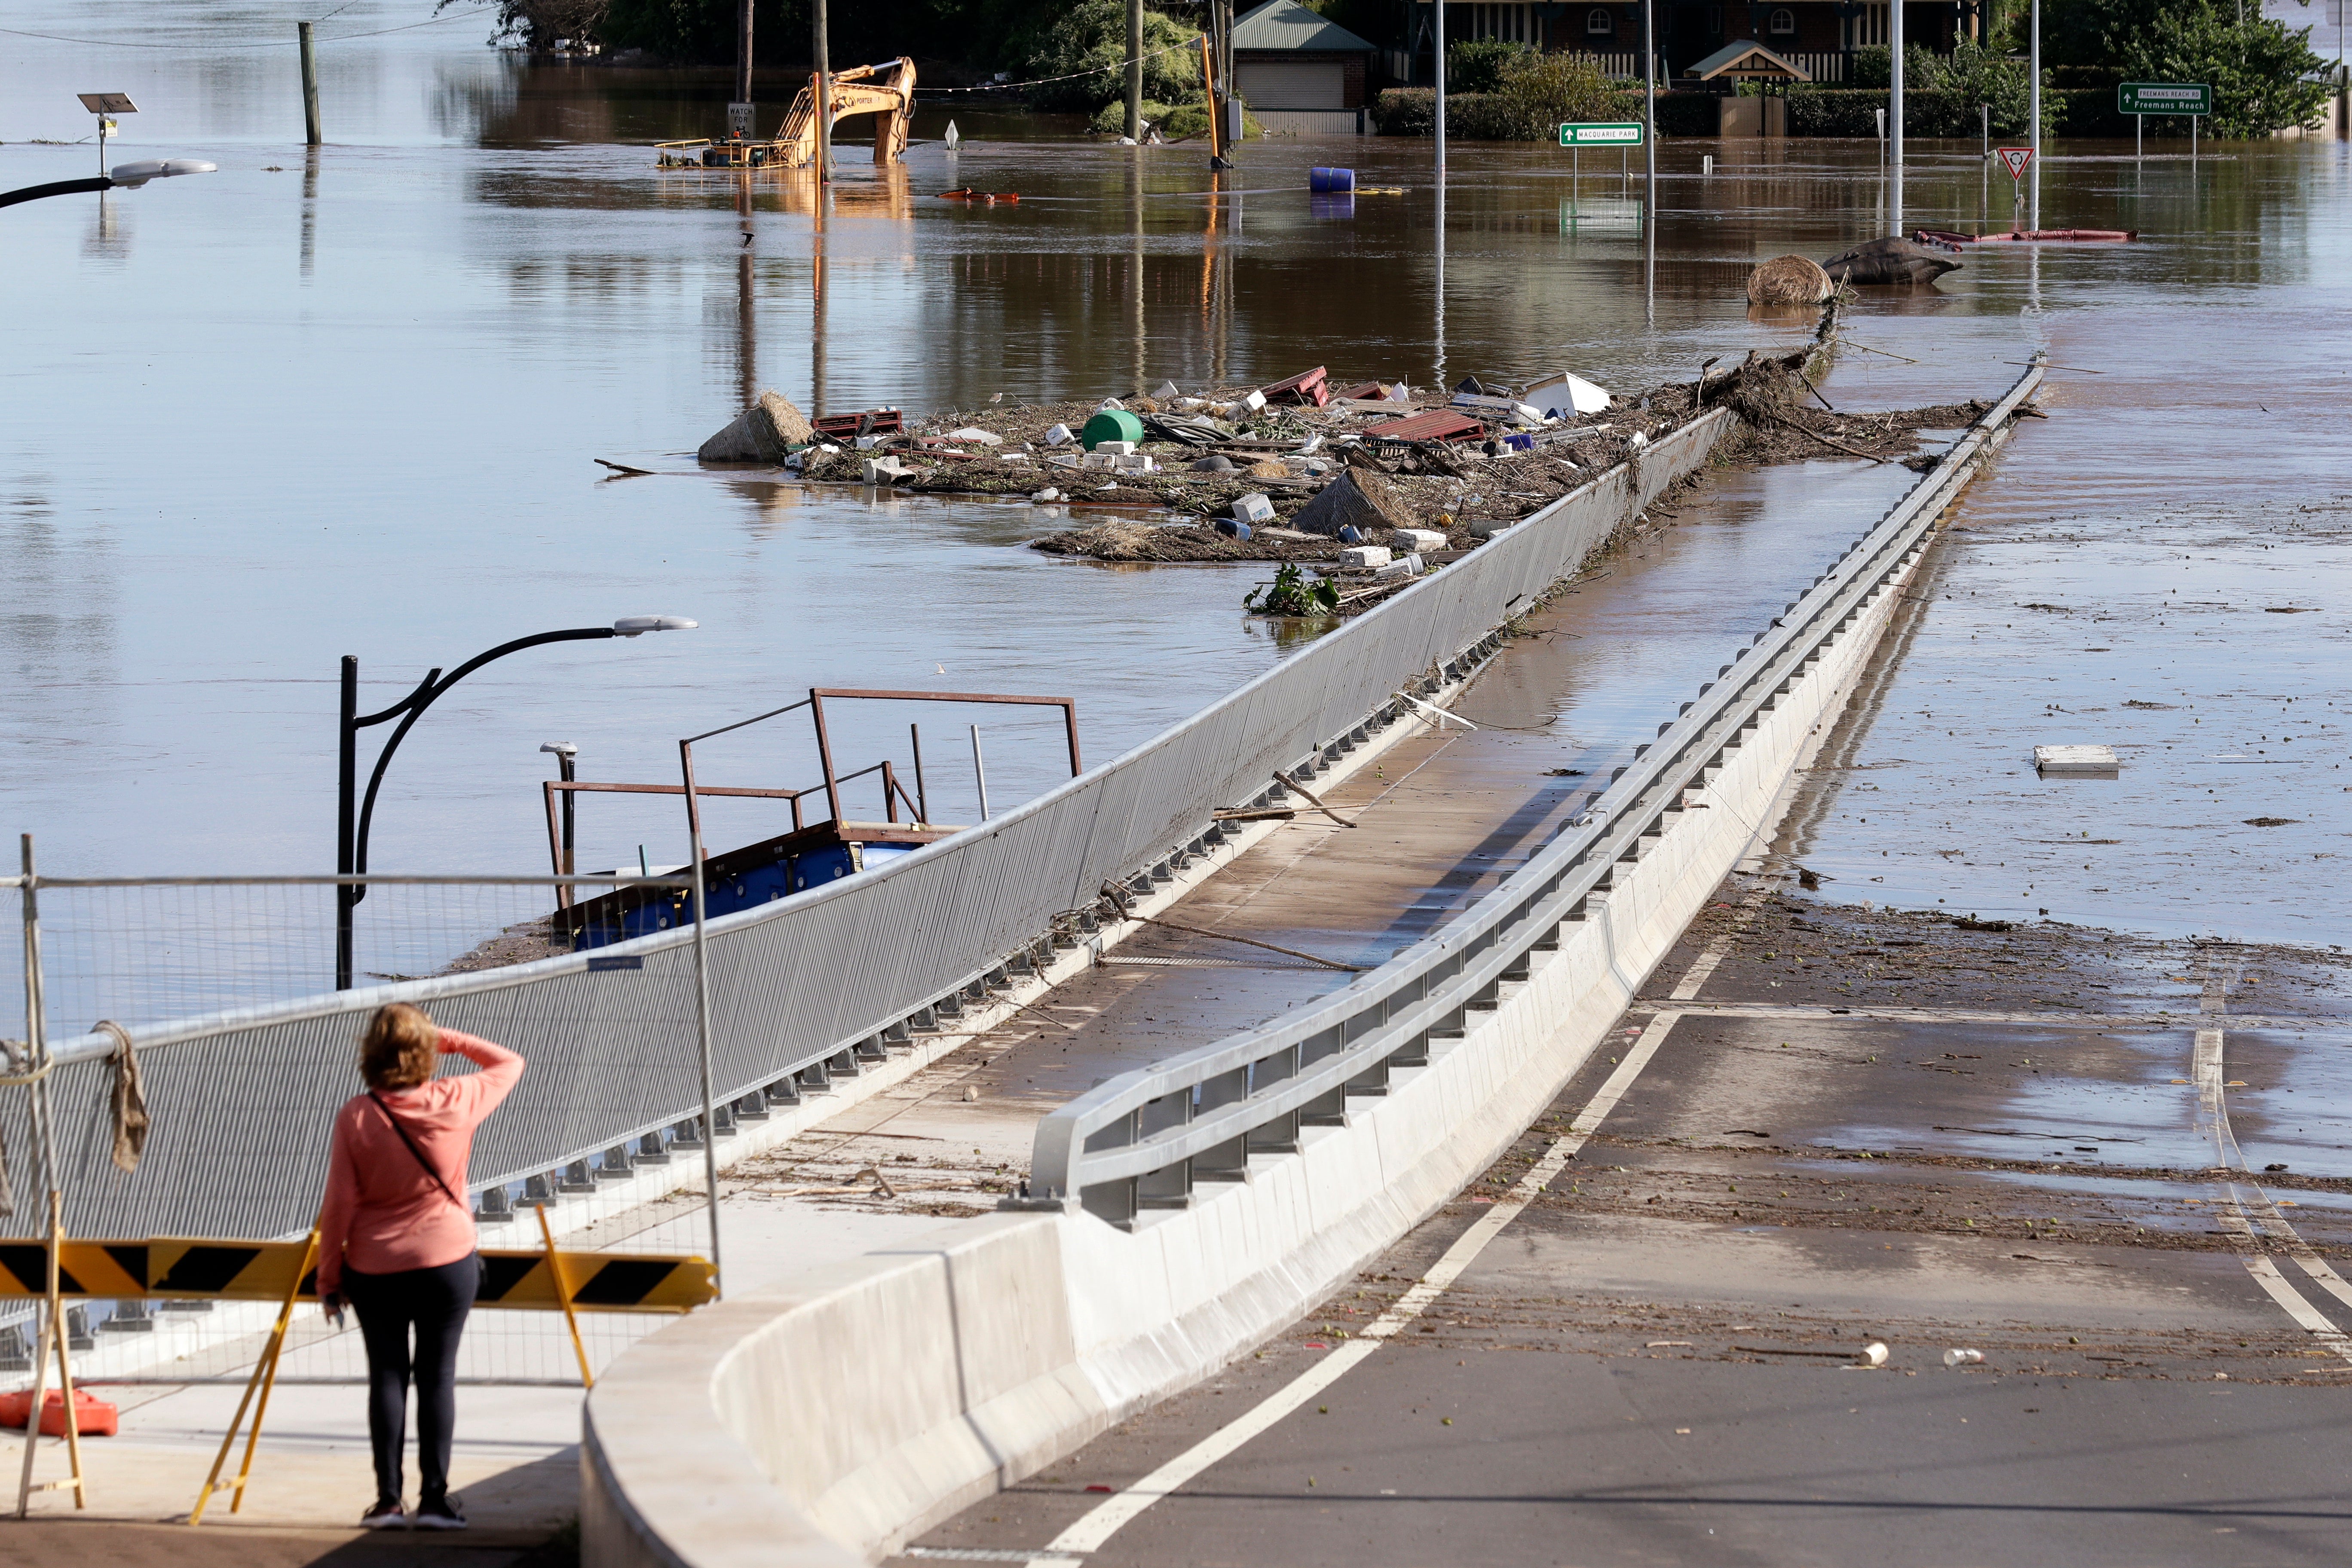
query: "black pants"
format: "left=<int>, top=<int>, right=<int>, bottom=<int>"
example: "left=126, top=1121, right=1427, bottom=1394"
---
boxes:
left=343, top=1252, right=478, bottom=1503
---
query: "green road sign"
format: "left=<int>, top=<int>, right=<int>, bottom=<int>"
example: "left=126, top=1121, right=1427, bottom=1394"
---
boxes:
left=2118, top=82, right=2212, bottom=115
left=1559, top=121, right=1645, bottom=146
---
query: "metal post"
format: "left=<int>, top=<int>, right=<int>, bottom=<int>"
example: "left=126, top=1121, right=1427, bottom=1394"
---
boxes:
left=970, top=725, right=991, bottom=821
left=336, top=656, right=357, bottom=991
left=1434, top=0, right=1446, bottom=192
left=813, top=0, right=832, bottom=181
left=2135, top=112, right=2141, bottom=158
left=1126, top=0, right=1143, bottom=141
left=2028, top=0, right=2041, bottom=232
left=1889, top=0, right=1903, bottom=234
left=679, top=743, right=723, bottom=1295
left=1981, top=102, right=1989, bottom=159
left=298, top=22, right=321, bottom=146
left=1642, top=0, right=1655, bottom=215
left=910, top=723, right=929, bottom=824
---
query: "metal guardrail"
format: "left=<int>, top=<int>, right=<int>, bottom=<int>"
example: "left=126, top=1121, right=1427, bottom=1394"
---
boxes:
left=0, top=406, right=1731, bottom=1244
left=1030, top=358, right=2046, bottom=1223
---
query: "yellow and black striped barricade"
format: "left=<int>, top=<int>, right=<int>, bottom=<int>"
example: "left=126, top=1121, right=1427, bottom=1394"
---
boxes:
left=0, top=1234, right=714, bottom=1524
left=0, top=1237, right=716, bottom=1312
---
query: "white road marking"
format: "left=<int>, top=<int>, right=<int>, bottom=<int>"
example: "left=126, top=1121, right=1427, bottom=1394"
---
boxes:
left=1643, top=1002, right=2347, bottom=1030
left=1022, top=887, right=1770, bottom=1565
left=2191, top=962, right=2352, bottom=1363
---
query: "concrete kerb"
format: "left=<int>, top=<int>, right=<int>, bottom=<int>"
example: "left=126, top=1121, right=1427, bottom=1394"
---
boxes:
left=580, top=441, right=1931, bottom=1568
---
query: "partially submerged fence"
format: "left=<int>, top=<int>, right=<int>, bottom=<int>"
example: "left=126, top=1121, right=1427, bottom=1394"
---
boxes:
left=3, top=405, right=1734, bottom=1253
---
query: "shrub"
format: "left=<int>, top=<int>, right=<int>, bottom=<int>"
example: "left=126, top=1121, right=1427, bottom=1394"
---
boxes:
left=1372, top=84, right=1716, bottom=140
left=1493, top=50, right=1620, bottom=138
left=1446, top=38, right=1535, bottom=94
left=1784, top=83, right=2052, bottom=138
left=1090, top=97, right=1172, bottom=133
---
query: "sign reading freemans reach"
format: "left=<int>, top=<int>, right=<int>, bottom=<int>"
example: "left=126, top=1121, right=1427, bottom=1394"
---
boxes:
left=2118, top=82, right=2212, bottom=115
left=1559, top=121, right=1645, bottom=146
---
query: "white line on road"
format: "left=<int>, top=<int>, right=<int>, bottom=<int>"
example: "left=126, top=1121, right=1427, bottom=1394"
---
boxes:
left=2193, top=962, right=2352, bottom=1363
left=1021, top=889, right=1768, bottom=1566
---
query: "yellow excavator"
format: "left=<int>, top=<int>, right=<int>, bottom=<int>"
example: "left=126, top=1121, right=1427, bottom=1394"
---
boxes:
left=779, top=58, right=917, bottom=166
left=658, top=58, right=917, bottom=170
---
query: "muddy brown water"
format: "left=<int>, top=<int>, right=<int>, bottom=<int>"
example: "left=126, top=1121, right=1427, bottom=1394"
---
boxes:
left=3, top=3, right=2344, bottom=959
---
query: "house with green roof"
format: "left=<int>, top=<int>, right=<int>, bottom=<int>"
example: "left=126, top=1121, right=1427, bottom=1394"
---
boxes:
left=1233, top=0, right=1379, bottom=135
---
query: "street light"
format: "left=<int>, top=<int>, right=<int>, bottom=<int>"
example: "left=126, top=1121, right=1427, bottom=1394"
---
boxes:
left=1, top=159, right=217, bottom=211
left=336, top=617, right=698, bottom=989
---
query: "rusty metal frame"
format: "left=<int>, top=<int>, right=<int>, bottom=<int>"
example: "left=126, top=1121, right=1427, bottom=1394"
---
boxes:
left=542, top=781, right=810, bottom=909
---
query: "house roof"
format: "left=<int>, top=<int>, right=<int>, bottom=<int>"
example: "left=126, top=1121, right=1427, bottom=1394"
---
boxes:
left=1685, top=39, right=1813, bottom=81
left=1233, top=0, right=1378, bottom=54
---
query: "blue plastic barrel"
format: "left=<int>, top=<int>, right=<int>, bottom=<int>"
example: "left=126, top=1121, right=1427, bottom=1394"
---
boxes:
left=1309, top=166, right=1357, bottom=193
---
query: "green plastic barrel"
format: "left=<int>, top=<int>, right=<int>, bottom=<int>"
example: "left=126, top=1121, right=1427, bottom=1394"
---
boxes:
left=1080, top=410, right=1145, bottom=451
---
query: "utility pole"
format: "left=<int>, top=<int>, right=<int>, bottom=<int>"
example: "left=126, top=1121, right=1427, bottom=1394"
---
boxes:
left=298, top=22, right=321, bottom=146
left=1126, top=0, right=1143, bottom=141
left=814, top=0, right=833, bottom=180
left=731, top=0, right=753, bottom=139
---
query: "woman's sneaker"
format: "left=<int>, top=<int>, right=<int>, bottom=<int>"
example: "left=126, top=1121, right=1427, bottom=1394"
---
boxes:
left=413, top=1492, right=467, bottom=1531
left=360, top=1497, right=407, bottom=1529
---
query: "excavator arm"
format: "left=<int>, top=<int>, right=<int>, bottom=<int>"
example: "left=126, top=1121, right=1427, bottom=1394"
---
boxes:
left=777, top=57, right=918, bottom=168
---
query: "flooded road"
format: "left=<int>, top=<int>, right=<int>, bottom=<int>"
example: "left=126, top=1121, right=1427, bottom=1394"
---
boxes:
left=3, top=2, right=2346, bottom=959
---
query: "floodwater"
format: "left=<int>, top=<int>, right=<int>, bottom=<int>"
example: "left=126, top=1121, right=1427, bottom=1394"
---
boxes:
left=3, top=1, right=2346, bottom=961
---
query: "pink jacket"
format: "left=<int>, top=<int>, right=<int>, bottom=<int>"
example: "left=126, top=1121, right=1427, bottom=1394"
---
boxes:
left=317, top=1029, right=524, bottom=1298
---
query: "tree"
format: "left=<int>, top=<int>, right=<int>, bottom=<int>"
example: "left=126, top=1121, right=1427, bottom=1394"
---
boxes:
left=2115, top=6, right=2334, bottom=135
left=1014, top=0, right=1203, bottom=113
left=2043, top=0, right=2332, bottom=134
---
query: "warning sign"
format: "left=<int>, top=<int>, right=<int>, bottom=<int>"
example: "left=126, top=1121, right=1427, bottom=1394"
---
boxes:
left=1996, top=146, right=2035, bottom=180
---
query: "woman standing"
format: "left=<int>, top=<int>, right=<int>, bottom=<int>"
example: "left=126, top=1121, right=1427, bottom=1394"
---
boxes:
left=317, top=1002, right=524, bottom=1530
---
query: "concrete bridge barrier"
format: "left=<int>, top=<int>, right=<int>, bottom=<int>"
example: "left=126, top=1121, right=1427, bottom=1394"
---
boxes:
left=581, top=364, right=2045, bottom=1566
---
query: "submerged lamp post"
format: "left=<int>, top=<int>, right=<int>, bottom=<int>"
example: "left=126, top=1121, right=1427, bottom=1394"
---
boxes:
left=0, top=93, right=216, bottom=209
left=336, top=616, right=696, bottom=989
left=1, top=157, right=217, bottom=210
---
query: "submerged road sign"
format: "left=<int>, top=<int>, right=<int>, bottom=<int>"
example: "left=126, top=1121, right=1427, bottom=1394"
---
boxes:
left=2119, top=82, right=2212, bottom=115
left=1996, top=146, right=2035, bottom=179
left=1559, top=121, right=1644, bottom=146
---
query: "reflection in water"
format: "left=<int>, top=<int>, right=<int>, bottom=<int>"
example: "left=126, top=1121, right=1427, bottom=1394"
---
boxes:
left=2, top=6, right=2347, bottom=918
left=83, top=190, right=128, bottom=263
left=300, top=144, right=319, bottom=278
left=736, top=174, right=756, bottom=410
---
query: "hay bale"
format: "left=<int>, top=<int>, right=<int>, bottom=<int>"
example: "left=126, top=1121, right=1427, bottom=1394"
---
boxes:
left=1747, top=255, right=1834, bottom=306
left=697, top=389, right=816, bottom=462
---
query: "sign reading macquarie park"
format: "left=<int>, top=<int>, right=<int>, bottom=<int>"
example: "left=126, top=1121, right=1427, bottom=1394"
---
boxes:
left=1559, top=122, right=1645, bottom=146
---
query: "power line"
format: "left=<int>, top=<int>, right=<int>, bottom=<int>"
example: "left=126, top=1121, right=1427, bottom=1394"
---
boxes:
left=0, top=5, right=491, bottom=54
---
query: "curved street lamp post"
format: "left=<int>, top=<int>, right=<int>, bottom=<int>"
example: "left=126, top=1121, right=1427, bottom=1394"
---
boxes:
left=0, top=159, right=218, bottom=210
left=336, top=616, right=697, bottom=989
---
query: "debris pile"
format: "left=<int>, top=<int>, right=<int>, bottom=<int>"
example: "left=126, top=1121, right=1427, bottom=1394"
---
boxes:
left=685, top=303, right=2012, bottom=611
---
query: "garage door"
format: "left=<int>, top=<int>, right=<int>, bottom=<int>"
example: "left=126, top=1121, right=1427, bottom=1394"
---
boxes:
left=1234, top=60, right=1347, bottom=109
